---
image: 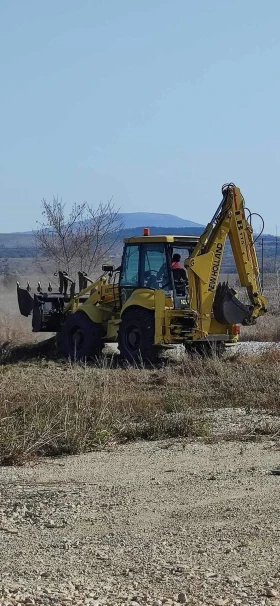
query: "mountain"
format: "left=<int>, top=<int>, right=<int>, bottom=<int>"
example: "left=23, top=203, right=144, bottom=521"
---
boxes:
left=0, top=214, right=278, bottom=274
left=4, top=213, right=203, bottom=235
left=120, top=213, right=203, bottom=229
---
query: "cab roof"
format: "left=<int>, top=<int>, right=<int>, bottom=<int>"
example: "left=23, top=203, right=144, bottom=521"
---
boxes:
left=123, top=234, right=200, bottom=246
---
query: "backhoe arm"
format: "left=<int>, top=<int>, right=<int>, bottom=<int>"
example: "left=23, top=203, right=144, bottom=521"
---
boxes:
left=227, top=185, right=267, bottom=319
left=185, top=183, right=268, bottom=339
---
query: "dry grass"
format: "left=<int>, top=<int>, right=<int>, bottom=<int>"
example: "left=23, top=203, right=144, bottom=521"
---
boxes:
left=0, top=313, right=43, bottom=348
left=240, top=313, right=280, bottom=342
left=0, top=345, right=279, bottom=465
left=234, top=273, right=280, bottom=342
left=0, top=283, right=279, bottom=465
left=0, top=284, right=52, bottom=349
left=0, top=283, right=42, bottom=348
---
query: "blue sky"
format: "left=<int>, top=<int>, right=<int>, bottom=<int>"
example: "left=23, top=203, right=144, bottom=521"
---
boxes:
left=1, top=0, right=280, bottom=234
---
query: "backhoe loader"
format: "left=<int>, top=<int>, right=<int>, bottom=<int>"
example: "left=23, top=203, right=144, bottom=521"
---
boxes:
left=17, top=183, right=268, bottom=361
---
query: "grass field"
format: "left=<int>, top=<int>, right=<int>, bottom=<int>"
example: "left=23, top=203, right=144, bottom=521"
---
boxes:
left=0, top=274, right=279, bottom=466
left=0, top=344, right=279, bottom=465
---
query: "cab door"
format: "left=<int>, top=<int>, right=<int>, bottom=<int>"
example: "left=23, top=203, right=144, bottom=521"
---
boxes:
left=119, top=244, right=140, bottom=304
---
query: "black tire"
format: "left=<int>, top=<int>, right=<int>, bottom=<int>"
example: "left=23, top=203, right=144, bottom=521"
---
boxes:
left=59, top=311, right=104, bottom=361
left=118, top=308, right=157, bottom=363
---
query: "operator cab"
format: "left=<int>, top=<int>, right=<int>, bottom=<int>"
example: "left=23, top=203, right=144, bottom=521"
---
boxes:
left=119, top=232, right=199, bottom=308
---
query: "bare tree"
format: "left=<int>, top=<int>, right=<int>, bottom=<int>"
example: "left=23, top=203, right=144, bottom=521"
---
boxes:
left=34, top=196, right=123, bottom=277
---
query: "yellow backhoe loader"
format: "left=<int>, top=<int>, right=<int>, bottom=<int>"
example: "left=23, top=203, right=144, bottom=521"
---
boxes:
left=17, top=183, right=268, bottom=361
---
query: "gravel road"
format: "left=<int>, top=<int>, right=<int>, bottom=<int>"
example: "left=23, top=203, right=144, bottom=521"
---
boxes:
left=1, top=439, right=280, bottom=606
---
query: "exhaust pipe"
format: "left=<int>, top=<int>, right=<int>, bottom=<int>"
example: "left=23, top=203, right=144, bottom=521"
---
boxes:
left=213, top=282, right=253, bottom=326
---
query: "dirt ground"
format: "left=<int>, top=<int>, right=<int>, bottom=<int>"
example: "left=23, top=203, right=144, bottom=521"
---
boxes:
left=1, top=439, right=280, bottom=606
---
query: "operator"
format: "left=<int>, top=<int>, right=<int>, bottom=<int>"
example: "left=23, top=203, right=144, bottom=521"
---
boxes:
left=171, top=253, right=188, bottom=288
left=171, top=253, right=184, bottom=270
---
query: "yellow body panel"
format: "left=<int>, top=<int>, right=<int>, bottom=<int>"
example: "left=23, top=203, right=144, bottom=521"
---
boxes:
left=121, top=289, right=156, bottom=314
left=78, top=302, right=117, bottom=326
left=154, top=290, right=167, bottom=343
left=187, top=251, right=214, bottom=284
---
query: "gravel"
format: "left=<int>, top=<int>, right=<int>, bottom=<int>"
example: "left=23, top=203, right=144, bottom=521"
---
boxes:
left=1, top=439, right=280, bottom=605
left=227, top=341, right=280, bottom=356
left=104, top=341, right=280, bottom=360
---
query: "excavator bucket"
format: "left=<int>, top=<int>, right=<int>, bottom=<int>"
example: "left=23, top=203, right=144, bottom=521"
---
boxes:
left=213, top=282, right=253, bottom=326
left=17, top=285, right=34, bottom=317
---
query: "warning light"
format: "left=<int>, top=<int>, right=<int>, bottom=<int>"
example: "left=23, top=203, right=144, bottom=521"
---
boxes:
left=143, top=228, right=150, bottom=236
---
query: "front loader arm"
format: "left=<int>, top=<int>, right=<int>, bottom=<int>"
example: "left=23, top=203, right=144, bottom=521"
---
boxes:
left=185, top=183, right=268, bottom=339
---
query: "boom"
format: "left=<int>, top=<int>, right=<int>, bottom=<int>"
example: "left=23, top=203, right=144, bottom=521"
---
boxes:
left=185, top=183, right=268, bottom=339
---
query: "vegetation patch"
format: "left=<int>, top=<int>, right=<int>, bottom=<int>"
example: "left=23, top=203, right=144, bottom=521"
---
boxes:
left=0, top=347, right=279, bottom=465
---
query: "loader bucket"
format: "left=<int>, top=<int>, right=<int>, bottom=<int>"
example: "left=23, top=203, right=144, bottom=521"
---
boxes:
left=17, top=286, right=34, bottom=317
left=213, top=282, right=252, bottom=326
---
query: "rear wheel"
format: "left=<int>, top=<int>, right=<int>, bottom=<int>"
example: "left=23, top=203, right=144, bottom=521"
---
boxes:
left=118, top=308, right=157, bottom=363
left=59, top=311, right=104, bottom=361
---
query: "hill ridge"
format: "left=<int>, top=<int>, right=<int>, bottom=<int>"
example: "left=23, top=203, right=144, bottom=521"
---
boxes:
left=119, top=212, right=203, bottom=229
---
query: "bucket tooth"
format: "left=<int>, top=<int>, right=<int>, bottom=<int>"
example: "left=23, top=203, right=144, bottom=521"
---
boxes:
left=213, top=282, right=252, bottom=326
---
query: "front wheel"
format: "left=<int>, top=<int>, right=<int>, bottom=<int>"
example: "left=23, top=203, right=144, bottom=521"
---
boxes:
left=59, top=311, right=104, bottom=361
left=118, top=308, right=157, bottom=363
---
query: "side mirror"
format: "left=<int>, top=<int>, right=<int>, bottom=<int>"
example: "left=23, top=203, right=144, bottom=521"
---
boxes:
left=102, top=264, right=115, bottom=273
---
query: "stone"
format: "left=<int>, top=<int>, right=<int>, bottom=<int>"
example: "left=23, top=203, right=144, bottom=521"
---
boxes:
left=227, top=576, right=241, bottom=585
left=266, top=588, right=279, bottom=598
left=178, top=593, right=187, bottom=604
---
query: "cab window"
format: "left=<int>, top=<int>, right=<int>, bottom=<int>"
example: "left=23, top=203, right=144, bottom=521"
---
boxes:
left=141, top=243, right=170, bottom=290
left=120, top=245, right=140, bottom=286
